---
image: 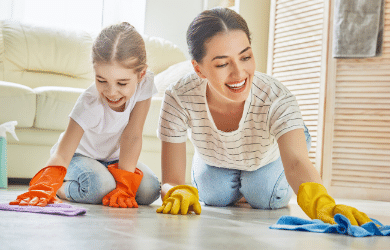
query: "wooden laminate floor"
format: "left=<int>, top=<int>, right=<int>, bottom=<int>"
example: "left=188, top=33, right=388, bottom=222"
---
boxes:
left=1, top=185, right=389, bottom=250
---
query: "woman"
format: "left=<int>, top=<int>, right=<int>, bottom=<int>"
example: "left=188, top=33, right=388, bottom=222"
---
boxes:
left=156, top=7, right=371, bottom=226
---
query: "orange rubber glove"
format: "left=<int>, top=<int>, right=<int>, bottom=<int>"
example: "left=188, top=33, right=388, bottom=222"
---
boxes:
left=102, top=163, right=143, bottom=208
left=156, top=185, right=201, bottom=215
left=9, top=165, right=67, bottom=207
left=297, top=182, right=372, bottom=226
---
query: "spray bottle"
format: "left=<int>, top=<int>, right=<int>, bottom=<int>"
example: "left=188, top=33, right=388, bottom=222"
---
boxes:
left=0, top=121, right=19, bottom=188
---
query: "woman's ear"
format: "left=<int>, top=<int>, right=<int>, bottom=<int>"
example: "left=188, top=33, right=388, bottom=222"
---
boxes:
left=191, top=60, right=206, bottom=79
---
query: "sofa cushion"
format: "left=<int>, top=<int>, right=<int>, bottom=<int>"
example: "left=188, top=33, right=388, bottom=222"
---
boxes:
left=143, top=35, right=187, bottom=75
left=7, top=127, right=63, bottom=146
left=0, top=20, right=94, bottom=89
left=143, top=97, right=163, bottom=137
left=154, top=60, right=194, bottom=97
left=0, top=81, right=36, bottom=127
left=34, top=86, right=85, bottom=130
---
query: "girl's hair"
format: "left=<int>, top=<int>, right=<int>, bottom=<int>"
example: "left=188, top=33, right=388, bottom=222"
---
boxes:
left=92, top=22, right=146, bottom=73
left=187, top=7, right=251, bottom=63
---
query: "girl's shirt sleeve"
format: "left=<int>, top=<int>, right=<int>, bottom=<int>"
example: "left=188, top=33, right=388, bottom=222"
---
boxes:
left=157, top=87, right=189, bottom=143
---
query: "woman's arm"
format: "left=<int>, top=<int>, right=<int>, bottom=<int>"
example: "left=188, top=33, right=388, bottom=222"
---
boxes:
left=277, top=128, right=322, bottom=194
left=119, top=98, right=151, bottom=172
left=161, top=141, right=187, bottom=198
left=278, top=128, right=372, bottom=226
left=46, top=118, right=84, bottom=168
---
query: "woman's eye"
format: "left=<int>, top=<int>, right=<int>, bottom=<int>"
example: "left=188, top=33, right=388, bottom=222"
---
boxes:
left=216, top=63, right=228, bottom=68
left=118, top=82, right=127, bottom=86
left=242, top=56, right=252, bottom=61
left=97, top=79, right=106, bottom=83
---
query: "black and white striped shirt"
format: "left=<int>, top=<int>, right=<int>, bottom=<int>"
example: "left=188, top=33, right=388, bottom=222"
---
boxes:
left=157, top=71, right=304, bottom=171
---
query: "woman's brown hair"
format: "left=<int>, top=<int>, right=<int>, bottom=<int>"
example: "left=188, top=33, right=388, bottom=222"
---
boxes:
left=187, top=7, right=251, bottom=63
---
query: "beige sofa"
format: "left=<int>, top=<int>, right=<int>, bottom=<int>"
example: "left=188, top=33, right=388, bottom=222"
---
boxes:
left=0, top=20, right=195, bottom=184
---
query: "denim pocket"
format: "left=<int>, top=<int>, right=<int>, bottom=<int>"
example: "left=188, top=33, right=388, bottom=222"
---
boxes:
left=269, top=171, right=293, bottom=209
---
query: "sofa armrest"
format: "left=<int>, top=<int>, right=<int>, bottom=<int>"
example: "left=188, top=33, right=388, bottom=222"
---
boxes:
left=0, top=81, right=36, bottom=127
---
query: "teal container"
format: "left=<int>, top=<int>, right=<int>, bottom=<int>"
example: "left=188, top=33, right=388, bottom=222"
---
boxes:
left=0, top=136, right=7, bottom=188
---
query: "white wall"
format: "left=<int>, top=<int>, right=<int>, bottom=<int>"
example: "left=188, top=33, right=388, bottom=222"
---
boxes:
left=144, top=0, right=271, bottom=72
left=239, top=0, right=271, bottom=73
left=144, top=0, right=203, bottom=59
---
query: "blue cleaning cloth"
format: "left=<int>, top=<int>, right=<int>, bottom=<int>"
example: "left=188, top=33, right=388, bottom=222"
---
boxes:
left=270, top=214, right=390, bottom=237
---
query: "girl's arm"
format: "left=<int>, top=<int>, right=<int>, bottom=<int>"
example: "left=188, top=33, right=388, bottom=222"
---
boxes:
left=118, top=98, right=151, bottom=172
left=161, top=141, right=187, bottom=198
left=277, top=128, right=322, bottom=194
left=46, top=118, right=84, bottom=168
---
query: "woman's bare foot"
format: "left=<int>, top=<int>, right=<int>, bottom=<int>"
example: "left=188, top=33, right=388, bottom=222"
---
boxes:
left=236, top=197, right=247, bottom=203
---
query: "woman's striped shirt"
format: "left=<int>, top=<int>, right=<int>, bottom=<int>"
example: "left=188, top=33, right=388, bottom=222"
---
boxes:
left=157, top=71, right=305, bottom=171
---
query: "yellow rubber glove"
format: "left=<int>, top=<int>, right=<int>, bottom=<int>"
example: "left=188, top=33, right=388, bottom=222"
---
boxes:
left=297, top=182, right=372, bottom=226
left=156, top=185, right=201, bottom=215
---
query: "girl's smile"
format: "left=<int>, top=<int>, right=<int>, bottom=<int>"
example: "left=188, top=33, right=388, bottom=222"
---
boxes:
left=94, top=62, right=144, bottom=112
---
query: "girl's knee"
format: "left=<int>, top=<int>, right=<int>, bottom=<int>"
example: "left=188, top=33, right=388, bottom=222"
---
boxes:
left=67, top=171, right=116, bottom=204
left=135, top=172, right=161, bottom=205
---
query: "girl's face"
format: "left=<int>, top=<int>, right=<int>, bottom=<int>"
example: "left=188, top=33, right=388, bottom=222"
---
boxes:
left=94, top=62, right=145, bottom=112
left=192, top=30, right=255, bottom=104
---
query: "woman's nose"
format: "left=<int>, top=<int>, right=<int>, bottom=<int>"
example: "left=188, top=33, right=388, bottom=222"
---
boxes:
left=231, top=61, right=244, bottom=78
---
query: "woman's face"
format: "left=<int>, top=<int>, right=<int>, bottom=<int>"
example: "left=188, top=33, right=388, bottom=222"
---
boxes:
left=94, top=62, right=144, bottom=112
left=192, top=30, right=255, bottom=104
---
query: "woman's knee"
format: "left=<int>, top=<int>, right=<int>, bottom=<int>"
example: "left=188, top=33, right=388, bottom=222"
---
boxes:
left=192, top=155, right=242, bottom=207
left=240, top=162, right=293, bottom=209
left=243, top=171, right=292, bottom=209
left=268, top=171, right=293, bottom=209
left=193, top=168, right=241, bottom=206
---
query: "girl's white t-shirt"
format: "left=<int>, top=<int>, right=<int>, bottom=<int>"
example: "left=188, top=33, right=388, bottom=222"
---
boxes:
left=51, top=70, right=157, bottom=161
left=157, top=71, right=305, bottom=171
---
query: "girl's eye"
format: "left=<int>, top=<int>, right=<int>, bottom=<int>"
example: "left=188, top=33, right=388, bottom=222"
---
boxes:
left=216, top=63, right=228, bottom=68
left=117, top=82, right=127, bottom=86
left=97, top=79, right=106, bottom=83
left=242, top=56, right=252, bottom=61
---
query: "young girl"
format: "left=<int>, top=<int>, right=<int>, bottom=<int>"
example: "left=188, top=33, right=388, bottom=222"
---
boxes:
left=156, top=8, right=372, bottom=226
left=10, top=22, right=160, bottom=208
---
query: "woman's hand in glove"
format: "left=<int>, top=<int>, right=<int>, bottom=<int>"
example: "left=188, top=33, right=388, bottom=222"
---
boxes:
left=156, top=185, right=201, bottom=215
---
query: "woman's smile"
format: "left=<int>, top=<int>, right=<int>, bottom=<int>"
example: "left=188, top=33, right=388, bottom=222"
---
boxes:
left=225, top=79, right=247, bottom=93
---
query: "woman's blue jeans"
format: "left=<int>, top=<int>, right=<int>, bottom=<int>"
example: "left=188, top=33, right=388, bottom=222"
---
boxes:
left=191, top=126, right=311, bottom=209
left=62, top=154, right=160, bottom=205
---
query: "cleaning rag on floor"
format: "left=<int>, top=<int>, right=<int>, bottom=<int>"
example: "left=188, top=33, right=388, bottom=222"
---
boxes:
left=0, top=203, right=87, bottom=216
left=333, top=0, right=385, bottom=58
left=270, top=214, right=390, bottom=237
